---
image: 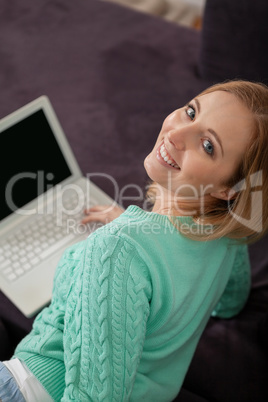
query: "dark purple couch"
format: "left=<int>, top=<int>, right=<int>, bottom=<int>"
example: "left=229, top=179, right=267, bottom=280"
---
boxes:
left=0, top=0, right=267, bottom=400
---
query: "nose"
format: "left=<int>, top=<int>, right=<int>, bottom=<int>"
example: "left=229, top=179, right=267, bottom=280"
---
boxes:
left=167, top=124, right=194, bottom=151
left=167, top=129, right=185, bottom=150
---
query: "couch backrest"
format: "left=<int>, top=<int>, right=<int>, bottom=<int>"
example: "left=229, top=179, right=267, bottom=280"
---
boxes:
left=199, top=0, right=268, bottom=84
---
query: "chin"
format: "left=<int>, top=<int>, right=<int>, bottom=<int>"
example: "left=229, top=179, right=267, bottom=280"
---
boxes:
left=144, top=159, right=158, bottom=183
left=144, top=154, right=153, bottom=177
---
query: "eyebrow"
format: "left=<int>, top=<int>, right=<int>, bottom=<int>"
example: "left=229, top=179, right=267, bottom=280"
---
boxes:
left=194, top=98, right=224, bottom=157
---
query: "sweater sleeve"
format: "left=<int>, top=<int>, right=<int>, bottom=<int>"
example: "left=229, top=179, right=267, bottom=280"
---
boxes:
left=62, top=231, right=152, bottom=402
left=211, top=244, right=251, bottom=319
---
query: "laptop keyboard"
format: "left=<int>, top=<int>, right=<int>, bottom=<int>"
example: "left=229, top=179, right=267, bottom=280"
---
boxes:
left=0, top=194, right=89, bottom=282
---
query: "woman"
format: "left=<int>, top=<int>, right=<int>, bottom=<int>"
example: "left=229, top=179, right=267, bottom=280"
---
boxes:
left=1, top=80, right=268, bottom=401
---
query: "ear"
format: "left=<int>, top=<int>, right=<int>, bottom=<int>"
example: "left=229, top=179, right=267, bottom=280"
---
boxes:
left=210, top=188, right=236, bottom=201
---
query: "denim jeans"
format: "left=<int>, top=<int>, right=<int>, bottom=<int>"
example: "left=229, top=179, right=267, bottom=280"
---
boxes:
left=0, top=362, right=25, bottom=402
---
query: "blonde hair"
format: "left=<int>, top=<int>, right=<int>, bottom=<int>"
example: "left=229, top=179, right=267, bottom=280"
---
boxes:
left=147, top=80, right=268, bottom=243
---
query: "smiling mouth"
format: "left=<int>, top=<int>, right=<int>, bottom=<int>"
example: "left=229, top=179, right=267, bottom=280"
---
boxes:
left=158, top=142, right=180, bottom=169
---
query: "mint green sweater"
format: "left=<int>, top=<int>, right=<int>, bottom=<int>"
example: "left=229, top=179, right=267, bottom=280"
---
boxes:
left=14, top=206, right=250, bottom=401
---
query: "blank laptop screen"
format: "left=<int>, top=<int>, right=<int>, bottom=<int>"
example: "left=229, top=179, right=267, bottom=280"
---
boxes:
left=0, top=109, right=72, bottom=221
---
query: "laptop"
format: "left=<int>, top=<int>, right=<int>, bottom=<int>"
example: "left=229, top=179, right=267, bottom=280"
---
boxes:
left=0, top=96, right=114, bottom=317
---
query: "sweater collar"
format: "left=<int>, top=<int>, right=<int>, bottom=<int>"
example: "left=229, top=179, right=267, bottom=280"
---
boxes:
left=124, top=205, right=194, bottom=228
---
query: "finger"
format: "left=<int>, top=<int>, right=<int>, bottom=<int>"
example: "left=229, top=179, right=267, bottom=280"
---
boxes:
left=84, top=205, right=113, bottom=215
left=81, top=214, right=107, bottom=225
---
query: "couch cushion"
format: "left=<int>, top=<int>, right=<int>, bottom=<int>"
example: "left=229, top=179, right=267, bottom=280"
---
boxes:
left=0, top=319, right=13, bottom=360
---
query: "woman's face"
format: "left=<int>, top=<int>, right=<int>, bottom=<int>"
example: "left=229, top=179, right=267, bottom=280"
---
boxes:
left=144, top=91, right=254, bottom=207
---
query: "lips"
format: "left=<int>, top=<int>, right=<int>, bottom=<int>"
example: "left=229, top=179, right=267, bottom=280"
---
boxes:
left=157, top=142, right=180, bottom=169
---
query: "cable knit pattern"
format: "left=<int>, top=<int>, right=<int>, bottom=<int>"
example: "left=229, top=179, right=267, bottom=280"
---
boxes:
left=14, top=241, right=85, bottom=401
left=14, top=206, right=251, bottom=401
left=62, top=231, right=151, bottom=401
left=211, top=244, right=251, bottom=318
left=63, top=260, right=84, bottom=400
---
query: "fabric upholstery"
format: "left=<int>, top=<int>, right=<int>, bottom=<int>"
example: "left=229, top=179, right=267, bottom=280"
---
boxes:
left=199, top=0, right=268, bottom=84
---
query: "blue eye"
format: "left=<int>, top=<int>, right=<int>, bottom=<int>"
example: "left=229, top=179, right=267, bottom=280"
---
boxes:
left=186, top=105, right=195, bottom=120
left=203, top=139, right=214, bottom=156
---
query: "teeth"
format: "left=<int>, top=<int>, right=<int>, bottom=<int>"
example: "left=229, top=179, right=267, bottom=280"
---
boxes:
left=160, top=144, right=180, bottom=169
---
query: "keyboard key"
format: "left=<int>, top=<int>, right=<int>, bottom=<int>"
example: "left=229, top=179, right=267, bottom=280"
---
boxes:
left=0, top=259, right=12, bottom=270
left=7, top=273, right=17, bottom=282
left=31, top=257, right=40, bottom=266
left=24, top=263, right=32, bottom=271
left=15, top=268, right=24, bottom=276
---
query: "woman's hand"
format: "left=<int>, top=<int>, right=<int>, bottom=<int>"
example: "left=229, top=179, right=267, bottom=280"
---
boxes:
left=81, top=204, right=125, bottom=225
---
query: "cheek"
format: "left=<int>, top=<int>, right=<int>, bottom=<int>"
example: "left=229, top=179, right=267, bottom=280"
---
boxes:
left=151, top=129, right=165, bottom=152
left=161, top=111, right=178, bottom=131
left=183, top=157, right=219, bottom=187
left=182, top=154, right=208, bottom=179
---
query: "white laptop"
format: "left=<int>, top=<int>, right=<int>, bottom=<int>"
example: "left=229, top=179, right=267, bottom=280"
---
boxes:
left=0, top=96, right=114, bottom=317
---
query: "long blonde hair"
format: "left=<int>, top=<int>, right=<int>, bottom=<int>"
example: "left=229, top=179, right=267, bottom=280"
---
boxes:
left=147, top=80, right=268, bottom=243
